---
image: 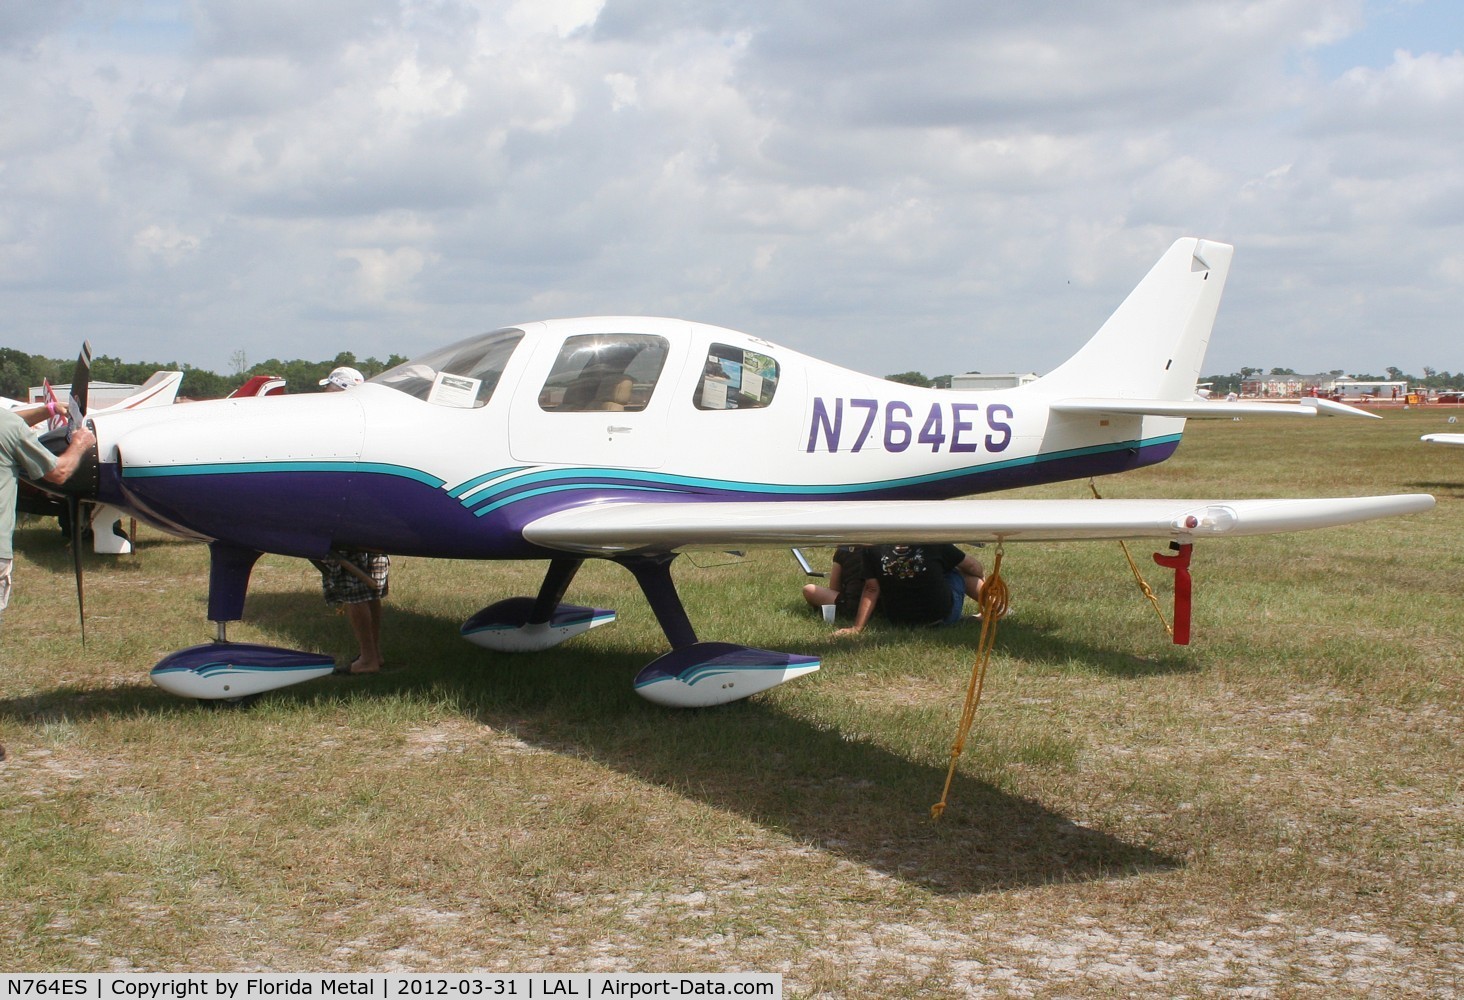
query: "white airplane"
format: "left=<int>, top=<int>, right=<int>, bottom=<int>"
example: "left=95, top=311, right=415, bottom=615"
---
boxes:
left=226, top=374, right=288, bottom=398
left=3, top=369, right=184, bottom=419
left=36, top=238, right=1434, bottom=705
left=1421, top=433, right=1464, bottom=446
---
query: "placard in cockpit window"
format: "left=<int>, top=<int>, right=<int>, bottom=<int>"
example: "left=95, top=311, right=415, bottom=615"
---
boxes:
left=429, top=371, right=481, bottom=408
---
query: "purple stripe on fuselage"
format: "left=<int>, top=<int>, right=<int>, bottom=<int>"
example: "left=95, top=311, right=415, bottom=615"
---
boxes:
left=97, top=437, right=1178, bottom=560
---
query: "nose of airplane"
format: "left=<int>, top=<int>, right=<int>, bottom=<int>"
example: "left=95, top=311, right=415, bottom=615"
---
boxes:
left=94, top=392, right=369, bottom=555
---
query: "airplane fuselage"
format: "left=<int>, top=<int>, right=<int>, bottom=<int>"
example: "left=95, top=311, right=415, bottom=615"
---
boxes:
left=90, top=317, right=1179, bottom=562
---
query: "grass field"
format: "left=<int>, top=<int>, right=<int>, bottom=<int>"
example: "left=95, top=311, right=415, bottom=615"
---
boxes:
left=2, top=408, right=1461, bottom=996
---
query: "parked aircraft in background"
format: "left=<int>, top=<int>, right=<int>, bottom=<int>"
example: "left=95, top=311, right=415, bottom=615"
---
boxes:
left=32, top=238, right=1433, bottom=706
left=49, top=370, right=184, bottom=415
left=9, top=370, right=184, bottom=553
left=227, top=375, right=287, bottom=398
left=4, top=369, right=184, bottom=420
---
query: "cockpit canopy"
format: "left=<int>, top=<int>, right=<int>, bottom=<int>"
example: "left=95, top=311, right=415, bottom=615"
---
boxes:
left=371, top=328, right=525, bottom=407
left=372, top=323, right=782, bottom=412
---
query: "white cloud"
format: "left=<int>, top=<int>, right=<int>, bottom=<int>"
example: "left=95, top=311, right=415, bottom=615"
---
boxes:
left=336, top=246, right=434, bottom=305
left=1327, top=48, right=1464, bottom=133
left=133, top=223, right=202, bottom=260
left=506, top=0, right=606, bottom=39
left=605, top=71, right=638, bottom=110
left=0, top=0, right=1461, bottom=381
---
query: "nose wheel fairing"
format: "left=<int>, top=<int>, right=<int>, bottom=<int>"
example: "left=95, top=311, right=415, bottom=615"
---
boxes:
left=151, top=642, right=336, bottom=699
left=149, top=541, right=336, bottom=701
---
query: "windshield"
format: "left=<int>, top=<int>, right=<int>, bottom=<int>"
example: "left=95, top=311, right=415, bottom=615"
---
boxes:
left=371, top=328, right=525, bottom=408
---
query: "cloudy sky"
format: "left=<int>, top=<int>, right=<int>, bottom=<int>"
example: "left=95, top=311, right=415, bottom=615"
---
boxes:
left=2, top=0, right=1461, bottom=381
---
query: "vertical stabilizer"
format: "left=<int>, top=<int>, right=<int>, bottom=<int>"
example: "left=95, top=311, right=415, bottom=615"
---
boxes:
left=1035, top=238, right=1233, bottom=401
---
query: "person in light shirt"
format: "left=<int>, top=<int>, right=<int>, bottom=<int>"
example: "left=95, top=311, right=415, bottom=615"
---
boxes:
left=0, top=400, right=95, bottom=620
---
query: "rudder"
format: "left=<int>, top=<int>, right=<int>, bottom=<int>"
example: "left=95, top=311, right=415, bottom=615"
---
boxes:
left=1034, top=238, right=1233, bottom=402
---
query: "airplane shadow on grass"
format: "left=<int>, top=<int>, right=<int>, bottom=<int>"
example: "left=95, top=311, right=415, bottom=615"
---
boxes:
left=771, top=599, right=1200, bottom=680
left=2, top=588, right=1178, bottom=896
left=1404, top=478, right=1464, bottom=500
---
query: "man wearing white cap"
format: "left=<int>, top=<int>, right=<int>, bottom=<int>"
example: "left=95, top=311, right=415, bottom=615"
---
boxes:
left=319, top=366, right=365, bottom=391
left=318, top=365, right=390, bottom=674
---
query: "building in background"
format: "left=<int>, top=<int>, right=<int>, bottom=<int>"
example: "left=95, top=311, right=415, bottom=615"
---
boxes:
left=949, top=372, right=1039, bottom=391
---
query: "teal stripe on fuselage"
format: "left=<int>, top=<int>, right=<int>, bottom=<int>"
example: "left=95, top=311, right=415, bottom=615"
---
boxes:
left=449, top=434, right=1181, bottom=508
left=448, top=467, right=530, bottom=499
left=123, top=461, right=446, bottom=489
left=472, top=483, right=678, bottom=517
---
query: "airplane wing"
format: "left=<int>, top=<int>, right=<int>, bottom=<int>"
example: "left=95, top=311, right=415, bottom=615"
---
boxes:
left=1422, top=433, right=1464, bottom=446
left=1052, top=397, right=1379, bottom=419
left=523, top=494, right=1435, bottom=555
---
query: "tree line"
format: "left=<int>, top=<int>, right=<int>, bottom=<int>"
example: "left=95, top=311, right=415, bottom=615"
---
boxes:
left=7, top=345, right=1460, bottom=401
left=0, top=347, right=407, bottom=402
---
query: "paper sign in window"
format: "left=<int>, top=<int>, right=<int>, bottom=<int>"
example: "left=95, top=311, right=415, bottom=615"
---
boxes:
left=741, top=369, right=763, bottom=401
left=701, top=378, right=729, bottom=409
left=429, top=371, right=481, bottom=408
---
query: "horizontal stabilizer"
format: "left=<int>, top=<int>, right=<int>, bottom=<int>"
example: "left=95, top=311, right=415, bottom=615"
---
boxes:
left=524, top=494, right=1435, bottom=555
left=1052, top=397, right=1380, bottom=419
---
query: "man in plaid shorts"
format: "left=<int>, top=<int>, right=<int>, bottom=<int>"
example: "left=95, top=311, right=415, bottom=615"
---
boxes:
left=317, top=366, right=390, bottom=675
left=320, top=548, right=389, bottom=675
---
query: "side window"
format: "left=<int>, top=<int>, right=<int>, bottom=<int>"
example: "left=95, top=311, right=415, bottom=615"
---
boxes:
left=372, top=328, right=524, bottom=407
left=538, top=334, right=669, bottom=412
left=693, top=344, right=779, bottom=410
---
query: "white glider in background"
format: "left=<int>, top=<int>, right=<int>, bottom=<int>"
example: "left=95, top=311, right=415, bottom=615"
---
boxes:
left=33, top=238, right=1433, bottom=706
left=10, top=370, right=184, bottom=554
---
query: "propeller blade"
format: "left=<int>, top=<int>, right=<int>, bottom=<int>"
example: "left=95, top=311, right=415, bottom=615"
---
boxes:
left=69, top=340, right=92, bottom=429
left=66, top=496, right=86, bottom=646
left=65, top=341, right=92, bottom=644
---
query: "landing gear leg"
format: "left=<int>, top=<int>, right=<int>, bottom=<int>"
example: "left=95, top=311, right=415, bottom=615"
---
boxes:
left=621, top=554, right=820, bottom=708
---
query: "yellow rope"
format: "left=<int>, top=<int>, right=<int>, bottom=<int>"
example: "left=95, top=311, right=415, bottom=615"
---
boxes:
left=1088, top=480, right=1173, bottom=639
left=931, top=547, right=1010, bottom=820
